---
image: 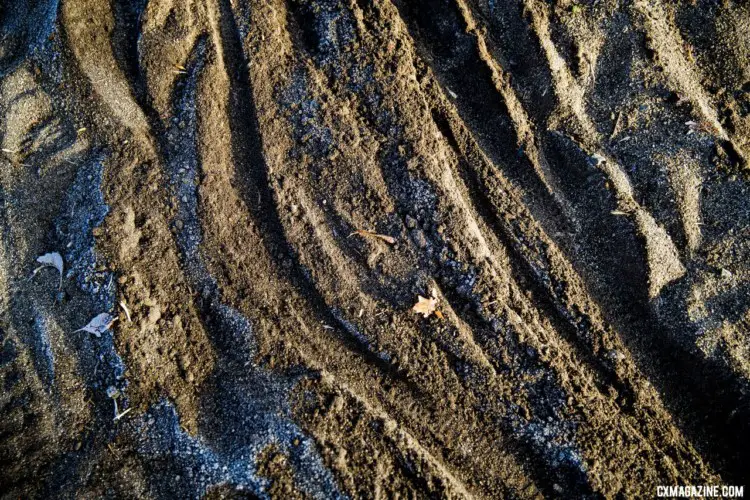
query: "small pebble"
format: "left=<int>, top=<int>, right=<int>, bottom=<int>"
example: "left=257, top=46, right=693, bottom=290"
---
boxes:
left=410, top=229, right=428, bottom=249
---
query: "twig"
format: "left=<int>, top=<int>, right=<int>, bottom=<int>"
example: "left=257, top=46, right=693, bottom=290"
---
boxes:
left=610, top=111, right=622, bottom=139
left=119, top=301, right=132, bottom=322
left=348, top=229, right=396, bottom=245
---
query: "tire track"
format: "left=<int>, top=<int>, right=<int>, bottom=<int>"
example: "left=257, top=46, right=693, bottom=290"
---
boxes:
left=3, top=0, right=750, bottom=496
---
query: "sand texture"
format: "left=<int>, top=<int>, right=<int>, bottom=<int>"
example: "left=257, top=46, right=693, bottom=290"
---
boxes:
left=1, top=0, right=750, bottom=497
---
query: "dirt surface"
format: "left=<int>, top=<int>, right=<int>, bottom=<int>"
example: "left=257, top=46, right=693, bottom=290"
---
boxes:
left=1, top=0, right=750, bottom=497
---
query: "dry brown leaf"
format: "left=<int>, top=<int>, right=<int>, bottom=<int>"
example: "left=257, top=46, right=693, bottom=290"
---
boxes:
left=413, top=288, right=445, bottom=319
left=412, top=295, right=437, bottom=318
left=349, top=229, right=396, bottom=245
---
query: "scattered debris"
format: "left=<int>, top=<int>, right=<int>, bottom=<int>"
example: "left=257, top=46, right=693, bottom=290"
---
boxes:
left=74, top=313, right=117, bottom=337
left=114, top=407, right=132, bottom=422
left=119, top=301, right=132, bottom=322
left=685, top=120, right=716, bottom=135
left=610, top=111, right=622, bottom=139
left=412, top=295, right=436, bottom=317
left=720, top=268, right=733, bottom=279
left=349, top=229, right=396, bottom=245
left=412, top=288, right=443, bottom=319
left=33, top=252, right=64, bottom=289
left=108, top=386, right=131, bottom=422
left=591, top=153, right=607, bottom=166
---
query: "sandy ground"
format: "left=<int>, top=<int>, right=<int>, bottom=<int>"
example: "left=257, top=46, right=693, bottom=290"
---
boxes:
left=1, top=0, right=750, bottom=497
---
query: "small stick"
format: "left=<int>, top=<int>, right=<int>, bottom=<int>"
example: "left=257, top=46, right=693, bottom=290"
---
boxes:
left=610, top=112, right=622, bottom=139
left=348, top=229, right=396, bottom=245
left=119, top=301, right=132, bottom=322
left=114, top=408, right=132, bottom=422
left=113, top=398, right=132, bottom=421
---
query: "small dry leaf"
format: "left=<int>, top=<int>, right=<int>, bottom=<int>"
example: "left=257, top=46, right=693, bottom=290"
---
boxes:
left=412, top=295, right=438, bottom=318
left=35, top=252, right=64, bottom=289
left=413, top=288, right=445, bottom=319
left=75, top=313, right=117, bottom=338
left=349, top=230, right=396, bottom=245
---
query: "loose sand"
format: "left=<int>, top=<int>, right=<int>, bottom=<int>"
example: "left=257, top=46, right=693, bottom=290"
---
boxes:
left=1, top=0, right=750, bottom=497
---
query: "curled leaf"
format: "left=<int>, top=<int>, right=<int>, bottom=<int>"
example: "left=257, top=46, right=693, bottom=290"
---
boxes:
left=75, top=313, right=117, bottom=338
left=35, top=252, right=64, bottom=289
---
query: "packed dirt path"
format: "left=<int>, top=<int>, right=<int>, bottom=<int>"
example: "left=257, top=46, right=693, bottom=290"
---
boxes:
left=1, top=0, right=750, bottom=497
